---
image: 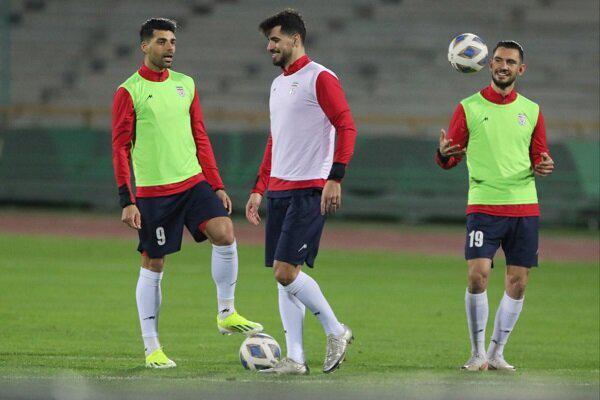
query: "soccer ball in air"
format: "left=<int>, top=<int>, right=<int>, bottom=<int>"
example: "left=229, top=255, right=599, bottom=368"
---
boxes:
left=239, top=333, right=281, bottom=371
left=448, top=33, right=488, bottom=73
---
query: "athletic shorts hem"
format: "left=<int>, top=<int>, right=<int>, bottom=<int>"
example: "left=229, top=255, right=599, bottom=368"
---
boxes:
left=137, top=245, right=182, bottom=259
left=265, top=257, right=315, bottom=268
left=465, top=253, right=496, bottom=261
left=505, top=259, right=538, bottom=268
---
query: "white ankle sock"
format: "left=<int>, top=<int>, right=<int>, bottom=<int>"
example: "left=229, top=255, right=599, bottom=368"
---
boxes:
left=278, top=283, right=306, bottom=364
left=488, top=292, right=524, bottom=358
left=283, top=271, right=344, bottom=336
left=465, top=288, right=489, bottom=356
left=212, top=241, right=238, bottom=318
left=143, top=337, right=160, bottom=356
left=136, top=267, right=163, bottom=356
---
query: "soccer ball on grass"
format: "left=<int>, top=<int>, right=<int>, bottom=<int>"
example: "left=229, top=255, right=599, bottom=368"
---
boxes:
left=239, top=333, right=281, bottom=371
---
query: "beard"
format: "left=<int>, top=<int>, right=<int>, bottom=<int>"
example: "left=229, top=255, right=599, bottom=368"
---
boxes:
left=271, top=50, right=291, bottom=67
left=149, top=53, right=173, bottom=70
left=492, top=73, right=516, bottom=89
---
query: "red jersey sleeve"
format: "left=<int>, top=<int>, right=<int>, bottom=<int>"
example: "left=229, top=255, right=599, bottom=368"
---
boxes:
left=111, top=87, right=135, bottom=207
left=190, top=89, right=224, bottom=191
left=529, top=110, right=550, bottom=167
left=252, top=134, right=272, bottom=195
left=316, top=71, right=357, bottom=180
left=436, top=103, right=469, bottom=169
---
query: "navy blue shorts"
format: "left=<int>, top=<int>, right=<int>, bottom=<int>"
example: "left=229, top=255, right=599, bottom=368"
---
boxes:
left=265, top=189, right=325, bottom=268
left=136, top=181, right=229, bottom=258
left=465, top=213, right=539, bottom=268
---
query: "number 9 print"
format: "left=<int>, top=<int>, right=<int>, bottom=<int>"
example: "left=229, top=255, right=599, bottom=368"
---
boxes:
left=156, top=227, right=166, bottom=246
left=468, top=230, right=483, bottom=248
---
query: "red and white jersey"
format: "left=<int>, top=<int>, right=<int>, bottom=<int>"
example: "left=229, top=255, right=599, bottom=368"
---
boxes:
left=269, top=61, right=337, bottom=182
left=252, top=55, right=357, bottom=195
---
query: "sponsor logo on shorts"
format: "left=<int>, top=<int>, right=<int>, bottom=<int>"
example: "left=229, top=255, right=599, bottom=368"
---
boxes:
left=298, top=243, right=308, bottom=252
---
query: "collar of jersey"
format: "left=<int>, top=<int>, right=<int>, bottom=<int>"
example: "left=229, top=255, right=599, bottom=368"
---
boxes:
left=282, top=55, right=311, bottom=76
left=481, top=85, right=517, bottom=105
left=138, top=64, right=170, bottom=82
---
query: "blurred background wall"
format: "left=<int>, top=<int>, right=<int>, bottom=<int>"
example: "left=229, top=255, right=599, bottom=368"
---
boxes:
left=1, top=0, right=598, bottom=226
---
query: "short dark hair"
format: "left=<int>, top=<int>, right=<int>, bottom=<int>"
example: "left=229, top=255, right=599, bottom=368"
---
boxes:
left=140, top=18, right=177, bottom=42
left=258, top=9, right=306, bottom=43
left=493, top=40, right=524, bottom=62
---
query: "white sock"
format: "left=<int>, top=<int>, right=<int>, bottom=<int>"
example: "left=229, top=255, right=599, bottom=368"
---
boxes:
left=488, top=292, right=524, bottom=358
left=465, top=288, right=489, bottom=356
left=283, top=271, right=344, bottom=336
left=212, top=241, right=238, bottom=319
left=278, top=283, right=306, bottom=364
left=136, top=267, right=163, bottom=356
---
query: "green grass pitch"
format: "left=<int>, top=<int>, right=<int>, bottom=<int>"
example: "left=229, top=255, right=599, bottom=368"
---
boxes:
left=0, top=233, right=598, bottom=399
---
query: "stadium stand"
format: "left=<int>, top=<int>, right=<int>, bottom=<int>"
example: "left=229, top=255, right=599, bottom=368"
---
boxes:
left=6, top=0, right=599, bottom=136
left=1, top=0, right=598, bottom=226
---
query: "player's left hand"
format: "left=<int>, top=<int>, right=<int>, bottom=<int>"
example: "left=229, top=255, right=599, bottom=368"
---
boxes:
left=321, top=180, right=341, bottom=216
left=215, top=189, right=232, bottom=214
left=534, top=152, right=554, bottom=177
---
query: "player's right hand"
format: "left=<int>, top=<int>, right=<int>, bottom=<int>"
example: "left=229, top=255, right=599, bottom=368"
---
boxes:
left=534, top=152, right=555, bottom=177
left=121, top=204, right=141, bottom=230
left=245, top=193, right=263, bottom=226
left=439, top=129, right=466, bottom=158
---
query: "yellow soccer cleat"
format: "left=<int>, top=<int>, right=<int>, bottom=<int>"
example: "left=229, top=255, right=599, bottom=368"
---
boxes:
left=145, top=348, right=177, bottom=369
left=217, top=312, right=263, bottom=336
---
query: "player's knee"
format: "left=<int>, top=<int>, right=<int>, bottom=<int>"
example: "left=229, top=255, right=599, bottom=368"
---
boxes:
left=273, top=264, right=297, bottom=286
left=274, top=269, right=293, bottom=286
left=468, top=271, right=488, bottom=293
left=506, top=275, right=527, bottom=299
left=143, top=257, right=164, bottom=272
left=213, top=230, right=235, bottom=246
left=207, top=218, right=235, bottom=246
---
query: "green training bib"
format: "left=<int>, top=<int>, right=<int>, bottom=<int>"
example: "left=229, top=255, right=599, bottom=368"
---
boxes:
left=461, top=92, right=539, bottom=205
left=120, top=69, right=201, bottom=187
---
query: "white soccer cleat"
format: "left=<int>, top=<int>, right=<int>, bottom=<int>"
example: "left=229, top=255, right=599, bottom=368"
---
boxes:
left=258, top=357, right=309, bottom=375
left=488, top=355, right=516, bottom=371
left=323, top=324, right=354, bottom=373
left=461, top=353, right=488, bottom=371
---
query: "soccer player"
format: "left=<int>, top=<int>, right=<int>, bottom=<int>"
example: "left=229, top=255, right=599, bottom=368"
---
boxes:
left=436, top=41, right=555, bottom=371
left=245, top=9, right=357, bottom=375
left=112, top=18, right=262, bottom=369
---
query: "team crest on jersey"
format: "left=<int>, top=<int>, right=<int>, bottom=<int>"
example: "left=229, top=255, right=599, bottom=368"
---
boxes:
left=517, top=113, right=527, bottom=126
left=176, top=86, right=185, bottom=97
left=289, top=82, right=299, bottom=94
